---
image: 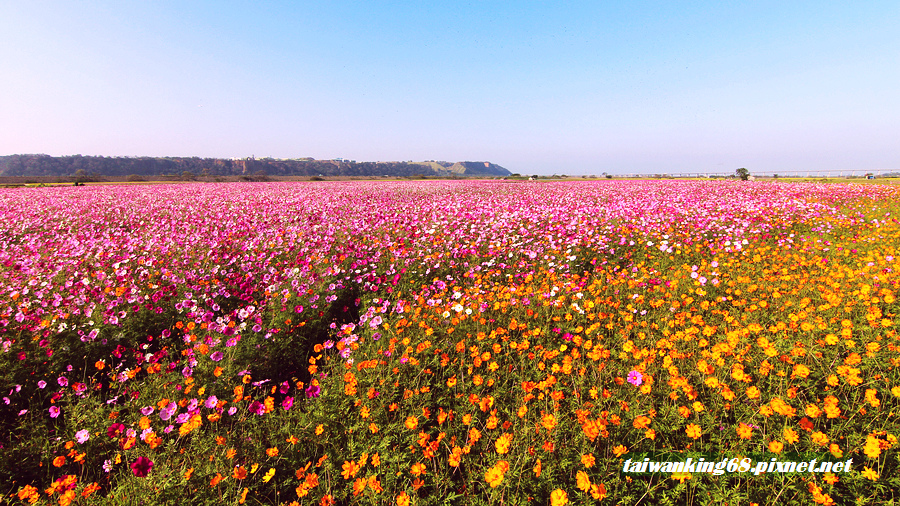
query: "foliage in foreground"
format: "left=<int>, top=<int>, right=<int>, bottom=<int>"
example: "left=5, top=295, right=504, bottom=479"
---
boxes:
left=1, top=180, right=899, bottom=505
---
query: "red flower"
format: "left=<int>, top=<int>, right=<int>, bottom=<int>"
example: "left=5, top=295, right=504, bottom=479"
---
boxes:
left=131, top=456, right=153, bottom=477
left=107, top=423, right=125, bottom=438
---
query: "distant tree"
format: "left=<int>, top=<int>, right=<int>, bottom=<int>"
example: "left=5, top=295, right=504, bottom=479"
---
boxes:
left=126, top=174, right=145, bottom=182
left=605, top=174, right=613, bottom=179
left=181, top=171, right=196, bottom=181
left=735, top=168, right=750, bottom=181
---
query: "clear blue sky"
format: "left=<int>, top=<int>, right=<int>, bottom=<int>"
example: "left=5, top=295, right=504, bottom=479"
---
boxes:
left=1, top=1, right=897, bottom=175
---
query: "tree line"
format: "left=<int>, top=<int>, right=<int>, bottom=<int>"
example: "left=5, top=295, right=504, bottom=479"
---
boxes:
left=0, top=155, right=510, bottom=178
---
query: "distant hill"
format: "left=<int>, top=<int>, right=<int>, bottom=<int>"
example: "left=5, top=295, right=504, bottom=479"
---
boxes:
left=0, top=154, right=511, bottom=178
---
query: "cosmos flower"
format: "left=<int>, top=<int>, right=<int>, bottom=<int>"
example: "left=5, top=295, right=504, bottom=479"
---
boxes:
left=130, top=456, right=153, bottom=477
left=627, top=370, right=643, bottom=386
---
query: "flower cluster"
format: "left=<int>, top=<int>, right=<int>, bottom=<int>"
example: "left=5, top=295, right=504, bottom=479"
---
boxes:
left=1, top=180, right=898, bottom=504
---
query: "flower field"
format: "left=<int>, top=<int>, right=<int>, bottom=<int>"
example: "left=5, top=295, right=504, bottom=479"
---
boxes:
left=1, top=180, right=899, bottom=505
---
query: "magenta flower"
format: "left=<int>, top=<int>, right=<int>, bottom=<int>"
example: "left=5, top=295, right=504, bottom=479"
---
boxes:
left=131, top=456, right=153, bottom=477
left=75, top=429, right=90, bottom=444
left=282, top=396, right=294, bottom=411
left=108, top=422, right=126, bottom=438
left=627, top=370, right=643, bottom=386
left=305, top=384, right=321, bottom=398
left=49, top=406, right=60, bottom=418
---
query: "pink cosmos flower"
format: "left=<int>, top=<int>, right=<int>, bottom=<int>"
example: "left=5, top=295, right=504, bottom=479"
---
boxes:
left=627, top=370, right=643, bottom=386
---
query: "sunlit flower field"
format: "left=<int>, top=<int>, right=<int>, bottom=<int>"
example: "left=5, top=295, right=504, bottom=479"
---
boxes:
left=1, top=180, right=898, bottom=505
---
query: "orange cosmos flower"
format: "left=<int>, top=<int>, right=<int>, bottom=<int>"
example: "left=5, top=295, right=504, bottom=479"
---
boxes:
left=791, top=364, right=810, bottom=379
left=633, top=416, right=651, bottom=429
left=582, top=419, right=601, bottom=442
left=811, top=431, right=829, bottom=446
left=484, top=464, right=505, bottom=488
left=405, top=416, right=418, bottom=430
left=581, top=453, right=596, bottom=468
left=341, top=461, right=360, bottom=480
left=410, top=462, right=426, bottom=477
left=829, top=443, right=843, bottom=458
left=550, top=489, right=568, bottom=506
left=686, top=424, right=702, bottom=439
left=352, top=477, right=367, bottom=496
left=576, top=470, right=591, bottom=491
left=737, top=424, right=753, bottom=440
left=783, top=427, right=800, bottom=444
left=590, top=483, right=607, bottom=500
left=806, top=404, right=822, bottom=418
left=770, top=397, right=796, bottom=417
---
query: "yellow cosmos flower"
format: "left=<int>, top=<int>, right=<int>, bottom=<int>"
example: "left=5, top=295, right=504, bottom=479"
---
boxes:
left=495, top=433, right=513, bottom=454
left=576, top=470, right=591, bottom=492
left=783, top=427, right=800, bottom=444
left=685, top=424, right=702, bottom=439
left=550, top=489, right=568, bottom=506
left=862, top=467, right=879, bottom=481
